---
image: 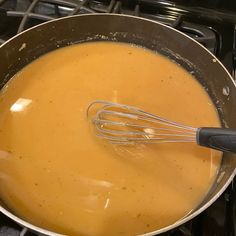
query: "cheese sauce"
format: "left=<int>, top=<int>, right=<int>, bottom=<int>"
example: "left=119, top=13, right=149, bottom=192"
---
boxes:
left=0, top=42, right=221, bottom=236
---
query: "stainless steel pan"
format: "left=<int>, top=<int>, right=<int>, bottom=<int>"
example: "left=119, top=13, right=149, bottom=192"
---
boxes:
left=0, top=14, right=235, bottom=236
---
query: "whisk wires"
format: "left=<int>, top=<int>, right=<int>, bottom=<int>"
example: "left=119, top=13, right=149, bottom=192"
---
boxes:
left=87, top=100, right=197, bottom=144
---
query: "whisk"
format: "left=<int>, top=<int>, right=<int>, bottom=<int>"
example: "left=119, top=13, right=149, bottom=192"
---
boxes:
left=87, top=100, right=236, bottom=153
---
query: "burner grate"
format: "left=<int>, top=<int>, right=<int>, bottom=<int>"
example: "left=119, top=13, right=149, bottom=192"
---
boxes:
left=0, top=0, right=217, bottom=54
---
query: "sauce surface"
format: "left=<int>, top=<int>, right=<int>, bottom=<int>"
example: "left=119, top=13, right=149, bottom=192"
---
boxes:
left=0, top=42, right=221, bottom=236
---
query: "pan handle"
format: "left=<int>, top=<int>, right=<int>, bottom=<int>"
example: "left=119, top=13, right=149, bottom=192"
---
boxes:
left=197, top=127, right=236, bottom=153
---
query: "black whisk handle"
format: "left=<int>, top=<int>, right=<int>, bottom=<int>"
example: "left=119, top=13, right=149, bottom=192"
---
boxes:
left=197, top=127, right=236, bottom=153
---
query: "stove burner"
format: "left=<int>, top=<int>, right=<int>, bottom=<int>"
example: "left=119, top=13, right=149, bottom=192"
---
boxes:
left=0, top=0, right=217, bottom=54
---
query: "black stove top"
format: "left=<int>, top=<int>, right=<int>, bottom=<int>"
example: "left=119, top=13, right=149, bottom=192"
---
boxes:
left=0, top=1, right=235, bottom=236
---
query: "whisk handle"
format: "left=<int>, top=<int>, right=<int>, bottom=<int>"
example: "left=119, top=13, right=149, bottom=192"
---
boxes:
left=197, top=128, right=236, bottom=153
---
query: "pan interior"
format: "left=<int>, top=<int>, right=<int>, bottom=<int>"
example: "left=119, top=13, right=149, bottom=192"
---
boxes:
left=0, top=41, right=222, bottom=236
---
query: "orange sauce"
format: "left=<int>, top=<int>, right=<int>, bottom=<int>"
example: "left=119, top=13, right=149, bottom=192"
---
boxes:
left=0, top=42, right=221, bottom=236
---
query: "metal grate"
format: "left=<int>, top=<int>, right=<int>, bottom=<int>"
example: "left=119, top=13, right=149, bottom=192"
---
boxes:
left=0, top=0, right=217, bottom=53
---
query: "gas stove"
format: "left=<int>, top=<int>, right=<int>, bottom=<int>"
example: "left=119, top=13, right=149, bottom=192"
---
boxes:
left=0, top=1, right=235, bottom=236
